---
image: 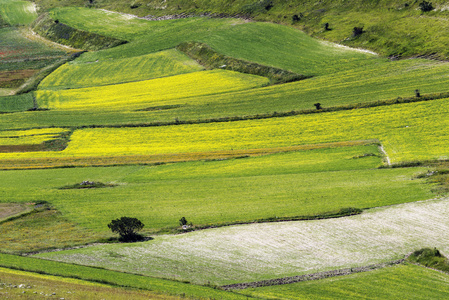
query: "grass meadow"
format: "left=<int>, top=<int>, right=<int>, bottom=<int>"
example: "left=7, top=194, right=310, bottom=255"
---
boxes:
left=0, top=27, right=65, bottom=61
left=34, top=197, right=449, bottom=285
left=0, top=267, right=181, bottom=299
left=0, top=145, right=433, bottom=235
left=38, top=49, right=204, bottom=90
left=242, top=264, right=449, bottom=299
left=0, top=0, right=37, bottom=25
left=0, top=254, right=248, bottom=299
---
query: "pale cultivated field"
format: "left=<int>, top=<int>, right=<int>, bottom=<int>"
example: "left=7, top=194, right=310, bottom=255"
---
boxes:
left=37, top=197, right=449, bottom=285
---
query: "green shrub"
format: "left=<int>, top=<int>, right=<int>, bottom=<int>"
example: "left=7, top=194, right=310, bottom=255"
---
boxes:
left=419, top=1, right=434, bottom=12
left=407, top=248, right=449, bottom=272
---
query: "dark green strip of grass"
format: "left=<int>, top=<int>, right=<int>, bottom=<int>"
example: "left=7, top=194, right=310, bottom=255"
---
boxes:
left=32, top=13, right=127, bottom=51
left=0, top=93, right=34, bottom=112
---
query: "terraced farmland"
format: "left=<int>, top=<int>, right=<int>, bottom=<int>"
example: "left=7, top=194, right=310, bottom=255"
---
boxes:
left=38, top=49, right=204, bottom=90
left=35, top=197, right=449, bottom=285
left=36, top=69, right=269, bottom=110
left=0, top=145, right=433, bottom=235
left=2, top=0, right=449, bottom=298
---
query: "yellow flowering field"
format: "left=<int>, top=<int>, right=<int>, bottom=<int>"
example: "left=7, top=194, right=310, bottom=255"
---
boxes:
left=36, top=70, right=269, bottom=111
left=0, top=128, right=69, bottom=146
left=60, top=98, right=449, bottom=163
left=1, top=98, right=448, bottom=165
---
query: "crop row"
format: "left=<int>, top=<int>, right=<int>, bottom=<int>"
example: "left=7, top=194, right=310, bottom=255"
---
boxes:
left=13, top=97, right=441, bottom=164
left=0, top=128, right=69, bottom=146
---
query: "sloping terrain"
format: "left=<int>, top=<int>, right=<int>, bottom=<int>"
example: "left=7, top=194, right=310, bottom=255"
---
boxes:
left=1, top=0, right=449, bottom=298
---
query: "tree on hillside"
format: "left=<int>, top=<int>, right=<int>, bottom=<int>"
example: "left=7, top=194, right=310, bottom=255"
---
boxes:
left=108, top=217, right=144, bottom=242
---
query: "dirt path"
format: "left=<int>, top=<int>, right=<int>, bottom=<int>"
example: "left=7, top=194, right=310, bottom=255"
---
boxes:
left=379, top=144, right=391, bottom=165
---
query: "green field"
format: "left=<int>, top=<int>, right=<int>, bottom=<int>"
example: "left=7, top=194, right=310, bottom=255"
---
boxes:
left=242, top=264, right=449, bottom=299
left=38, top=49, right=204, bottom=90
left=34, top=197, right=449, bottom=285
left=0, top=145, right=433, bottom=235
left=0, top=267, right=180, bottom=299
left=0, top=254, right=247, bottom=299
left=0, top=93, right=33, bottom=111
left=2, top=0, right=449, bottom=298
left=0, top=0, right=37, bottom=25
left=49, top=8, right=375, bottom=75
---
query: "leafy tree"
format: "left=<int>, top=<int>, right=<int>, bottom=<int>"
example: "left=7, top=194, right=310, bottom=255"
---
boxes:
left=108, top=217, right=144, bottom=242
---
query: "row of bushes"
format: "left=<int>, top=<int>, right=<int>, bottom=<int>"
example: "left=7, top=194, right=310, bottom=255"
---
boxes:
left=177, top=41, right=309, bottom=85
left=32, top=13, right=127, bottom=51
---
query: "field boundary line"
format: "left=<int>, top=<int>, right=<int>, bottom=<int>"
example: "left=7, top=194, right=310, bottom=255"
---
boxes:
left=221, top=259, right=405, bottom=290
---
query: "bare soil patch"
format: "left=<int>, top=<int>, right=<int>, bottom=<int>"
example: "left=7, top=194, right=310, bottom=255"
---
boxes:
left=0, top=203, right=33, bottom=222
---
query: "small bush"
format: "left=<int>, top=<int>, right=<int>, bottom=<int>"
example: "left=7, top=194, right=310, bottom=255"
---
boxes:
left=179, top=217, right=188, bottom=226
left=408, top=248, right=449, bottom=272
left=352, top=27, right=364, bottom=37
left=419, top=1, right=433, bottom=12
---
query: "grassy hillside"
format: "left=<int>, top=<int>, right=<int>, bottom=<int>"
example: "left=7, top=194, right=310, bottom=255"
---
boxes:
left=0, top=145, right=432, bottom=236
left=34, top=197, right=449, bottom=285
left=31, top=0, right=449, bottom=59
left=38, top=49, right=204, bottom=90
left=0, top=267, right=181, bottom=299
left=0, top=0, right=37, bottom=25
left=2, top=0, right=449, bottom=298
